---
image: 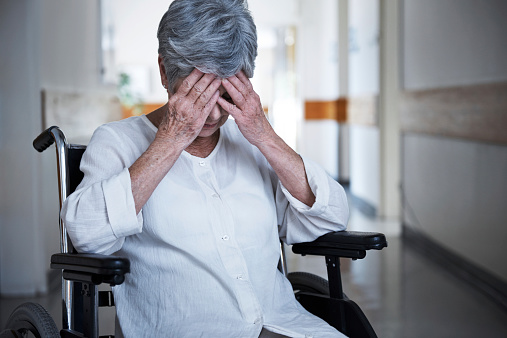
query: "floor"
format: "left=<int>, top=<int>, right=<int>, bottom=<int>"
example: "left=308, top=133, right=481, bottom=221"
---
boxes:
left=2, top=206, right=507, bottom=337
left=286, top=206, right=507, bottom=337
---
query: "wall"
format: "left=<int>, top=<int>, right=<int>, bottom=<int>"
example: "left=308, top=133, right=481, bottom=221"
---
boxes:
left=403, top=134, right=507, bottom=281
left=403, top=0, right=507, bottom=90
left=108, top=0, right=170, bottom=103
left=348, top=0, right=379, bottom=96
left=401, top=0, right=507, bottom=282
left=0, top=0, right=119, bottom=296
left=0, top=0, right=46, bottom=296
left=350, top=125, right=380, bottom=209
left=298, top=0, right=340, bottom=179
left=348, top=0, right=380, bottom=211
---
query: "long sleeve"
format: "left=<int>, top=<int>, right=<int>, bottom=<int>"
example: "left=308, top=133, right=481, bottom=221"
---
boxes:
left=61, top=124, right=144, bottom=255
left=276, top=156, right=349, bottom=245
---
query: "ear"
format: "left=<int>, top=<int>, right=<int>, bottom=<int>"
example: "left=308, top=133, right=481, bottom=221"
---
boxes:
left=158, top=54, right=168, bottom=90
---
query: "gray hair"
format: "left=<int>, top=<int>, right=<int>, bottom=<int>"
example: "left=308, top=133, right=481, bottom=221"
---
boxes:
left=157, top=0, right=258, bottom=92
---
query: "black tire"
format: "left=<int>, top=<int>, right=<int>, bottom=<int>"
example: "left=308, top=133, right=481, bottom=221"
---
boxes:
left=288, top=272, right=330, bottom=296
left=2, top=302, right=59, bottom=338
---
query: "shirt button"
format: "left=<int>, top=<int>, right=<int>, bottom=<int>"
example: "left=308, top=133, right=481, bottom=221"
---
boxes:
left=222, top=235, right=229, bottom=241
left=212, top=193, right=219, bottom=198
left=199, top=161, right=205, bottom=166
left=236, top=274, right=244, bottom=280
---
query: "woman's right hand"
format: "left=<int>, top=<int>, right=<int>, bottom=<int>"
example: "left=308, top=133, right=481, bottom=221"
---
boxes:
left=129, top=69, right=221, bottom=214
left=156, top=69, right=222, bottom=150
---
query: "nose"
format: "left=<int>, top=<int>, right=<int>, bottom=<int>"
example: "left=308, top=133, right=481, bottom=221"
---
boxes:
left=208, top=104, right=223, bottom=121
left=206, top=85, right=229, bottom=121
left=207, top=101, right=229, bottom=123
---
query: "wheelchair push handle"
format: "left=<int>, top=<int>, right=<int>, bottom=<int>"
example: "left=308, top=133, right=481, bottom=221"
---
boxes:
left=33, top=126, right=57, bottom=152
left=33, top=126, right=64, bottom=152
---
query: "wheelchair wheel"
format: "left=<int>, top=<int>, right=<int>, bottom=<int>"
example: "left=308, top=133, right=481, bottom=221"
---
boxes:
left=288, top=272, right=330, bottom=296
left=1, top=302, right=59, bottom=338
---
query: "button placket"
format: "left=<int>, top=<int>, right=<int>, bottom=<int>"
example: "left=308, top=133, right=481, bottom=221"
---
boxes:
left=191, top=151, right=264, bottom=326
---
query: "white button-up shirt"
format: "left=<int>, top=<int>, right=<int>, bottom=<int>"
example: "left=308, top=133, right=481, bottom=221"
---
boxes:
left=62, top=116, right=349, bottom=337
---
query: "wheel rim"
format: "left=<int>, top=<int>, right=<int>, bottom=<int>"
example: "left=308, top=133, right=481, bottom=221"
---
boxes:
left=10, top=321, right=40, bottom=338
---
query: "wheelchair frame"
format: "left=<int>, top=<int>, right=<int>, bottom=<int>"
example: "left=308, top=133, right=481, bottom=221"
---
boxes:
left=1, top=126, right=387, bottom=338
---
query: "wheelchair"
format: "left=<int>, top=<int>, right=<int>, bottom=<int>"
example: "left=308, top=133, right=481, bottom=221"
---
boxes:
left=1, top=126, right=387, bottom=338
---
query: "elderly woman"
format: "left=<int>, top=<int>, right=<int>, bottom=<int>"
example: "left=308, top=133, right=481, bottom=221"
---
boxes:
left=62, top=0, right=349, bottom=337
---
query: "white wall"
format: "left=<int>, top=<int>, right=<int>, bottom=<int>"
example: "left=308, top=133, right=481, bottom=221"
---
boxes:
left=378, top=0, right=401, bottom=219
left=403, top=134, right=507, bottom=281
left=108, top=0, right=170, bottom=103
left=402, top=0, right=507, bottom=282
left=0, top=0, right=118, bottom=296
left=300, top=121, right=339, bottom=179
left=41, top=0, right=102, bottom=90
left=403, top=0, right=507, bottom=90
left=298, top=0, right=340, bottom=179
left=0, top=0, right=46, bottom=295
left=348, top=0, right=380, bottom=210
left=249, top=0, right=299, bottom=28
left=350, top=125, right=380, bottom=209
left=348, top=0, right=379, bottom=96
left=39, top=0, right=111, bottom=269
left=299, top=0, right=340, bottom=101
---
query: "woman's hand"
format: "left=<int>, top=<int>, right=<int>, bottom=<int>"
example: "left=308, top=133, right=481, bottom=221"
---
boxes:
left=218, top=71, right=275, bottom=147
left=157, top=69, right=221, bottom=150
left=219, top=71, right=316, bottom=207
left=130, top=69, right=220, bottom=214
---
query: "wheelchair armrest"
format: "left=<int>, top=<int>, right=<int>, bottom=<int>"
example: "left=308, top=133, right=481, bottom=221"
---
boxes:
left=292, top=231, right=387, bottom=259
left=51, top=253, right=130, bottom=286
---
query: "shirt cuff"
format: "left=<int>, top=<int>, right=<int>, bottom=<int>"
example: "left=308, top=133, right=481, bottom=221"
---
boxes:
left=103, top=168, right=143, bottom=238
left=279, top=156, right=330, bottom=216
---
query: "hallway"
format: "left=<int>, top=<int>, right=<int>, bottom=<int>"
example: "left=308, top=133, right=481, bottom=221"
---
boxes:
left=3, top=201, right=507, bottom=337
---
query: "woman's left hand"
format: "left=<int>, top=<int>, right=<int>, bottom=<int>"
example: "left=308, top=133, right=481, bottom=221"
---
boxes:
left=219, top=71, right=316, bottom=206
left=218, top=71, right=274, bottom=147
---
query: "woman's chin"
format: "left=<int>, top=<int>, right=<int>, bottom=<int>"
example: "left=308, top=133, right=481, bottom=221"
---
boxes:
left=198, top=117, right=227, bottom=138
left=198, top=124, right=220, bottom=138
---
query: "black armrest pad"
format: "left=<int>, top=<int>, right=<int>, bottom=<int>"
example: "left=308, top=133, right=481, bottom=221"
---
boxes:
left=51, top=253, right=130, bottom=276
left=293, top=231, right=388, bottom=252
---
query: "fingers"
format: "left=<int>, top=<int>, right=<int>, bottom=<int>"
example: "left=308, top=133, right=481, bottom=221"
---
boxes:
left=221, top=70, right=257, bottom=108
left=172, top=69, right=222, bottom=114
left=176, top=68, right=216, bottom=98
left=221, top=77, right=246, bottom=108
left=236, top=70, right=254, bottom=91
left=189, top=74, right=218, bottom=103
left=204, top=90, right=222, bottom=113
left=217, top=96, right=241, bottom=116
left=227, top=71, right=254, bottom=95
left=195, top=77, right=221, bottom=110
left=177, top=69, right=205, bottom=96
